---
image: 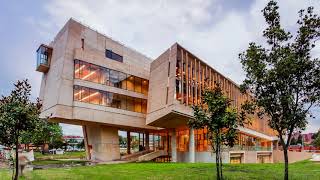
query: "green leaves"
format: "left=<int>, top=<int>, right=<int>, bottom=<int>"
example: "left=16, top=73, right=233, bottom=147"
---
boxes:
left=188, top=83, right=245, bottom=149
left=0, top=79, right=42, bottom=148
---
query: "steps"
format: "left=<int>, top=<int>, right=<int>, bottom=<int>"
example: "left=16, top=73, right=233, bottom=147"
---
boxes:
left=137, top=150, right=168, bottom=162
left=120, top=150, right=153, bottom=162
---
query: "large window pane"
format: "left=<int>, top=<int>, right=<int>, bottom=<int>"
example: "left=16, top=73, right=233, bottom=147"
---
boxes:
left=110, top=70, right=119, bottom=87
left=142, top=79, right=148, bottom=95
left=73, top=85, right=81, bottom=101
left=80, top=87, right=90, bottom=103
left=127, top=75, right=134, bottom=91
left=89, top=89, right=101, bottom=105
left=119, top=72, right=127, bottom=90
left=89, top=64, right=100, bottom=83
left=110, top=93, right=121, bottom=109
left=134, top=77, right=142, bottom=93
left=134, top=98, right=142, bottom=113
left=80, top=61, right=90, bottom=80
left=119, top=94, right=127, bottom=110
left=126, top=96, right=134, bottom=111
left=142, top=99, right=147, bottom=113
left=74, top=60, right=80, bottom=79
left=73, top=85, right=147, bottom=114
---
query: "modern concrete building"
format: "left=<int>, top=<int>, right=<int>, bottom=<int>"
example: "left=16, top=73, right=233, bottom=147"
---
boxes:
left=36, top=19, right=278, bottom=163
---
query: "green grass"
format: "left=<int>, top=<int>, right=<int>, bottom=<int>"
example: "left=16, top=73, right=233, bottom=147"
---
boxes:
left=0, top=161, right=319, bottom=180
left=34, top=151, right=86, bottom=160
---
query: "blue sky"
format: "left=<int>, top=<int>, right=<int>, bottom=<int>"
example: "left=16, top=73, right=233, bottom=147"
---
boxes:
left=0, top=0, right=319, bottom=136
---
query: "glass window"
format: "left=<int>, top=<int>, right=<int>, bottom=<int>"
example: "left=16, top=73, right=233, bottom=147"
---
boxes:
left=126, top=96, right=134, bottom=111
left=134, top=98, right=142, bottom=113
left=134, top=77, right=142, bottom=93
left=73, top=85, right=147, bottom=113
left=109, top=93, right=119, bottom=109
left=118, top=72, right=127, bottom=90
left=100, top=68, right=109, bottom=85
left=105, top=49, right=123, bottom=62
left=89, top=89, right=101, bottom=105
left=109, top=70, right=119, bottom=87
left=80, top=87, right=90, bottom=103
left=74, top=60, right=80, bottom=79
left=119, top=94, right=127, bottom=110
left=127, top=75, right=134, bottom=91
left=142, top=79, right=148, bottom=95
left=89, top=64, right=100, bottom=83
left=142, top=99, right=147, bottom=114
left=106, top=50, right=112, bottom=59
left=74, top=60, right=148, bottom=95
left=80, top=61, right=91, bottom=80
left=73, top=85, right=81, bottom=101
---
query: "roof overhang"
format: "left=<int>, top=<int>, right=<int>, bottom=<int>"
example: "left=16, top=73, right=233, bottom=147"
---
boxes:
left=147, top=110, right=193, bottom=128
left=238, top=127, right=278, bottom=141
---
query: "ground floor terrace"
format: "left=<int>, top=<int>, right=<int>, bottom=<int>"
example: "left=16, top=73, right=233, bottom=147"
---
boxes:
left=81, top=123, right=276, bottom=164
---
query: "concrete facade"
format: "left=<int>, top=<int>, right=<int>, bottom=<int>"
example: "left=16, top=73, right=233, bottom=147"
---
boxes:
left=37, top=19, right=277, bottom=163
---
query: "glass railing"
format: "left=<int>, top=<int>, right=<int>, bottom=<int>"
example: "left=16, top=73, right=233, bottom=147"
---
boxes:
left=229, top=145, right=272, bottom=151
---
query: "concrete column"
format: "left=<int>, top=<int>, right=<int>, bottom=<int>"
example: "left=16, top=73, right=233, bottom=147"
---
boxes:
left=127, top=131, right=131, bottom=154
left=146, top=132, right=150, bottom=150
left=171, top=130, right=177, bottom=162
left=86, top=125, right=120, bottom=161
left=82, top=125, right=91, bottom=160
left=189, top=128, right=195, bottom=163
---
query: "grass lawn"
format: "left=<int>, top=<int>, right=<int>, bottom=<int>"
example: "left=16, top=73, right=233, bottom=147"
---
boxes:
left=0, top=160, right=319, bottom=180
left=34, top=151, right=86, bottom=160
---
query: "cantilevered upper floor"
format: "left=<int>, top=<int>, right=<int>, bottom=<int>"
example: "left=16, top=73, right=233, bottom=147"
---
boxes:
left=37, top=18, right=156, bottom=131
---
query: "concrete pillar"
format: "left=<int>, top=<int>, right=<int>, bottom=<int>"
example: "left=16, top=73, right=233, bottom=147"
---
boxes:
left=171, top=130, right=177, bottom=162
left=146, top=132, right=150, bottom=150
left=82, top=125, right=91, bottom=160
left=127, top=131, right=131, bottom=154
left=86, top=125, right=120, bottom=161
left=189, top=128, right=195, bottom=163
left=142, top=133, right=145, bottom=147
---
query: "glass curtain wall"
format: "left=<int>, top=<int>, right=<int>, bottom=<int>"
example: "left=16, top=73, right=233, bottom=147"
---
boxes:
left=74, top=60, right=149, bottom=95
left=74, top=85, right=147, bottom=113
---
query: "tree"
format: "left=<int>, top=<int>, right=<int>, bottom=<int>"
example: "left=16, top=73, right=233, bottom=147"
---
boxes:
left=0, top=79, right=42, bottom=180
left=77, top=139, right=85, bottom=150
left=313, top=132, right=320, bottom=147
left=188, top=83, right=247, bottom=180
left=290, top=137, right=297, bottom=145
left=67, top=139, right=78, bottom=151
left=21, top=121, right=63, bottom=153
left=296, top=134, right=303, bottom=145
left=239, top=1, right=320, bottom=179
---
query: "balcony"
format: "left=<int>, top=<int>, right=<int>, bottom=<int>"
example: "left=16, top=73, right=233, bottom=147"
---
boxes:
left=36, top=44, right=52, bottom=73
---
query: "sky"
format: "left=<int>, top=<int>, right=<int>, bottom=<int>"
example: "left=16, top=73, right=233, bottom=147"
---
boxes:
left=0, top=0, right=319, bottom=136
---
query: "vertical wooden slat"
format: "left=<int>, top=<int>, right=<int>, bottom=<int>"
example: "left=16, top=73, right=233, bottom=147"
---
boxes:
left=198, top=60, right=201, bottom=104
left=195, top=63, right=198, bottom=105
left=190, top=56, right=193, bottom=105
left=180, top=48, right=184, bottom=104
left=186, top=52, right=189, bottom=106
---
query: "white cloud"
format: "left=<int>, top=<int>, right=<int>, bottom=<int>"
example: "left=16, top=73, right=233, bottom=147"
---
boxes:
left=36, top=0, right=320, bottom=133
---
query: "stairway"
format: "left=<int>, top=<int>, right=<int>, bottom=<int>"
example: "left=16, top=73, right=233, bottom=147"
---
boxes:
left=120, top=150, right=153, bottom=162
left=137, top=150, right=168, bottom=162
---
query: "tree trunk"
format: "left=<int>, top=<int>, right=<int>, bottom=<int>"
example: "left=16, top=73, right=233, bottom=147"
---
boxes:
left=219, top=145, right=223, bottom=179
left=215, top=142, right=221, bottom=180
left=283, top=146, right=289, bottom=180
left=216, top=151, right=220, bottom=179
left=14, top=140, right=19, bottom=180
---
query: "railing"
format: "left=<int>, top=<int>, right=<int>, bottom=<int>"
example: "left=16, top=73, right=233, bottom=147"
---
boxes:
left=229, top=145, right=272, bottom=151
